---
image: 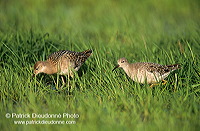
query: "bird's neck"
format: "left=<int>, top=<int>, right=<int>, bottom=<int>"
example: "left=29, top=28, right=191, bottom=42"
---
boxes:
left=43, top=61, right=57, bottom=74
left=122, top=64, right=132, bottom=77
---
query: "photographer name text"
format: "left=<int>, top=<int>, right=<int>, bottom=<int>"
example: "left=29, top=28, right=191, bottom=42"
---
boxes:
left=6, top=113, right=79, bottom=119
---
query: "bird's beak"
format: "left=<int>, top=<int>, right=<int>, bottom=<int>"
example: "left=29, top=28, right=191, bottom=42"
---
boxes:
left=32, top=74, right=36, bottom=77
left=112, top=65, right=119, bottom=71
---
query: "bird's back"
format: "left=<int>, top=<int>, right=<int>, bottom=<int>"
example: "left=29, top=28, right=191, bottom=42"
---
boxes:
left=47, top=50, right=75, bottom=64
left=145, top=63, right=180, bottom=75
left=47, top=49, right=92, bottom=70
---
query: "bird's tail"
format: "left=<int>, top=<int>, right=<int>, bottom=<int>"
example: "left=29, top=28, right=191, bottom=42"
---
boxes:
left=82, top=49, right=92, bottom=57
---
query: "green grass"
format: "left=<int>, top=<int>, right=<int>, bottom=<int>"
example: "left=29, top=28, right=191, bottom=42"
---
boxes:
left=0, top=0, right=199, bottom=130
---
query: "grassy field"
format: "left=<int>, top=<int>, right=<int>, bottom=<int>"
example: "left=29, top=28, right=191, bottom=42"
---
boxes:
left=0, top=0, right=199, bottom=130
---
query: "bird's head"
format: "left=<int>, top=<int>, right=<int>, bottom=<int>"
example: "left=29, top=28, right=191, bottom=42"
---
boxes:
left=33, top=61, right=46, bottom=77
left=112, top=57, right=128, bottom=71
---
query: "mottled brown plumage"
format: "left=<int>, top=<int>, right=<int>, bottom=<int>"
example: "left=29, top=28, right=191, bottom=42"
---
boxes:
left=112, top=57, right=180, bottom=84
left=33, top=49, right=92, bottom=77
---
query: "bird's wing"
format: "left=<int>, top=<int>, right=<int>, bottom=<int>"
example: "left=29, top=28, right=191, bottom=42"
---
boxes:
left=73, top=50, right=92, bottom=69
left=47, top=50, right=92, bottom=69
left=145, top=63, right=171, bottom=75
left=47, top=50, right=77, bottom=64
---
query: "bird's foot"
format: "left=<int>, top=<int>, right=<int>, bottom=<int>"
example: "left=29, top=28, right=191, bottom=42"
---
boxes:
left=149, top=83, right=158, bottom=88
left=149, top=80, right=167, bottom=88
left=162, top=80, right=167, bottom=85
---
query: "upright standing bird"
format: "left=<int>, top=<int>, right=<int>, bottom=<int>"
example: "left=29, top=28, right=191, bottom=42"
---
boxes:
left=33, top=49, right=92, bottom=85
left=112, top=57, right=180, bottom=87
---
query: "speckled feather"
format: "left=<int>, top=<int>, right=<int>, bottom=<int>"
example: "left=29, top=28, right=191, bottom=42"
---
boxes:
left=136, top=62, right=180, bottom=75
left=47, top=50, right=92, bottom=69
left=33, top=49, right=92, bottom=77
left=113, top=57, right=181, bottom=84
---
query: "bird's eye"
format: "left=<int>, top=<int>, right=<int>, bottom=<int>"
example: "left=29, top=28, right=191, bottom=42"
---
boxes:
left=121, top=60, right=125, bottom=63
left=35, top=67, right=39, bottom=70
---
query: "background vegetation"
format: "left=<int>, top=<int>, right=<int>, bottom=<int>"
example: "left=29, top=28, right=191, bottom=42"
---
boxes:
left=0, top=0, right=199, bottom=130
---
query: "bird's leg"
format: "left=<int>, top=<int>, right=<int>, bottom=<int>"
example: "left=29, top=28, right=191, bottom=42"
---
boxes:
left=69, top=70, right=74, bottom=78
left=162, top=80, right=167, bottom=85
left=60, top=76, right=66, bottom=89
left=61, top=76, right=65, bottom=84
left=55, top=73, right=59, bottom=90
left=64, top=74, right=71, bottom=94
left=67, top=74, right=70, bottom=88
left=66, top=71, right=72, bottom=88
left=149, top=83, right=158, bottom=88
